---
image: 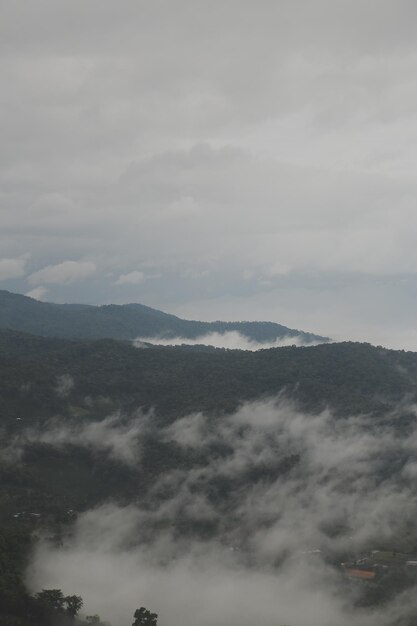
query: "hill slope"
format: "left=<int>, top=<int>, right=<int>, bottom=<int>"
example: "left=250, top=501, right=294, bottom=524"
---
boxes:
left=0, top=330, right=414, bottom=427
left=0, top=330, right=415, bottom=517
left=1, top=332, right=417, bottom=625
left=0, top=290, right=329, bottom=343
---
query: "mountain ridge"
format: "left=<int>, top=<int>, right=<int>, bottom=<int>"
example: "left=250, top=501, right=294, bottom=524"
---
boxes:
left=0, top=328, right=413, bottom=427
left=0, top=290, right=329, bottom=344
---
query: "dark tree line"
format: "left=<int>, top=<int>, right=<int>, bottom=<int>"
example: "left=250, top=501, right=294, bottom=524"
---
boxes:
left=133, top=607, right=158, bottom=626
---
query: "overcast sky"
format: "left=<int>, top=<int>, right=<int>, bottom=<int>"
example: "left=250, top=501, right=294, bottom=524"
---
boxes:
left=1, top=1, right=417, bottom=347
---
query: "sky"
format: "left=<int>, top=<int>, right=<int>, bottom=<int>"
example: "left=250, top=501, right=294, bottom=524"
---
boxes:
left=2, top=0, right=417, bottom=348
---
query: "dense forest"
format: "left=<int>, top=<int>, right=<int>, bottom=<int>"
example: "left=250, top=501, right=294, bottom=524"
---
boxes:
left=2, top=331, right=414, bottom=518
left=0, top=330, right=414, bottom=427
left=2, top=314, right=417, bottom=623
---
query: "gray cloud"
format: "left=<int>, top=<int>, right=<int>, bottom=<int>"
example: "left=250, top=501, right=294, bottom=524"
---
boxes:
left=0, top=256, right=27, bottom=280
left=115, top=271, right=146, bottom=285
left=1, top=1, right=417, bottom=346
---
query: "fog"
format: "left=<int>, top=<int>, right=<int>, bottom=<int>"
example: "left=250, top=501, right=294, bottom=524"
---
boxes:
left=2, top=412, right=146, bottom=466
left=134, top=331, right=324, bottom=351
left=23, top=398, right=417, bottom=626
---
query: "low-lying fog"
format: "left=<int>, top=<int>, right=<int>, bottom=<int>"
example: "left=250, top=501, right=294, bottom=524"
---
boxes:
left=15, top=399, right=417, bottom=626
left=134, top=331, right=324, bottom=350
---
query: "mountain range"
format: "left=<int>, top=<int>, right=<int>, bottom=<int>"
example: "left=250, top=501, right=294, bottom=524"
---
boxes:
left=0, top=290, right=329, bottom=344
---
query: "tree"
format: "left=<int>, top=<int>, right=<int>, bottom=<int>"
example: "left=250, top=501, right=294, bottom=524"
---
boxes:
left=86, top=616, right=111, bottom=626
left=132, top=606, right=158, bottom=626
left=35, top=589, right=65, bottom=612
left=64, top=594, right=83, bottom=617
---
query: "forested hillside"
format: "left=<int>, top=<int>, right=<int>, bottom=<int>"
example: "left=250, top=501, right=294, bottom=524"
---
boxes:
left=2, top=331, right=417, bottom=625
left=0, top=290, right=328, bottom=344
left=0, top=330, right=416, bottom=518
left=0, top=330, right=413, bottom=427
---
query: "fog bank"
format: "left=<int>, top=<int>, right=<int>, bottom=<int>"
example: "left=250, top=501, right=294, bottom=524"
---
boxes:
left=134, top=331, right=323, bottom=351
left=25, top=399, right=417, bottom=625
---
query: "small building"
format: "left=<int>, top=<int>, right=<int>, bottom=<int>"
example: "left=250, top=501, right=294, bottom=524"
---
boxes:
left=345, top=568, right=376, bottom=580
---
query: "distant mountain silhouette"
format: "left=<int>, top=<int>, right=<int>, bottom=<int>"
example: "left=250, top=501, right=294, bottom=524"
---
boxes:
left=0, top=290, right=329, bottom=344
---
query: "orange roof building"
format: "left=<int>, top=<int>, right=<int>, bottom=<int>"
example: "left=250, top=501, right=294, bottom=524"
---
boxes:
left=345, top=568, right=376, bottom=580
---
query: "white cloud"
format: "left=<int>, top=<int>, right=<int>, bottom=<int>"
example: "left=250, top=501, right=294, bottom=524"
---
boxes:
left=134, top=331, right=324, bottom=350
left=115, top=270, right=146, bottom=285
left=6, top=413, right=146, bottom=466
left=25, top=286, right=48, bottom=300
left=24, top=398, right=417, bottom=626
left=28, top=260, right=96, bottom=285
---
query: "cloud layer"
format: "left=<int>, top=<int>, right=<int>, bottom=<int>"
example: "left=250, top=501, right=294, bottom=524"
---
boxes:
left=1, top=1, right=417, bottom=346
left=24, top=398, right=417, bottom=626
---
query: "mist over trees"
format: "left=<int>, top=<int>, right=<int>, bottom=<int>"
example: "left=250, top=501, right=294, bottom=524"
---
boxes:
left=2, top=309, right=417, bottom=624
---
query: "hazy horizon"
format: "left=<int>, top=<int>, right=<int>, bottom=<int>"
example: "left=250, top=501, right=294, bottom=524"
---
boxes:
left=3, top=285, right=413, bottom=351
